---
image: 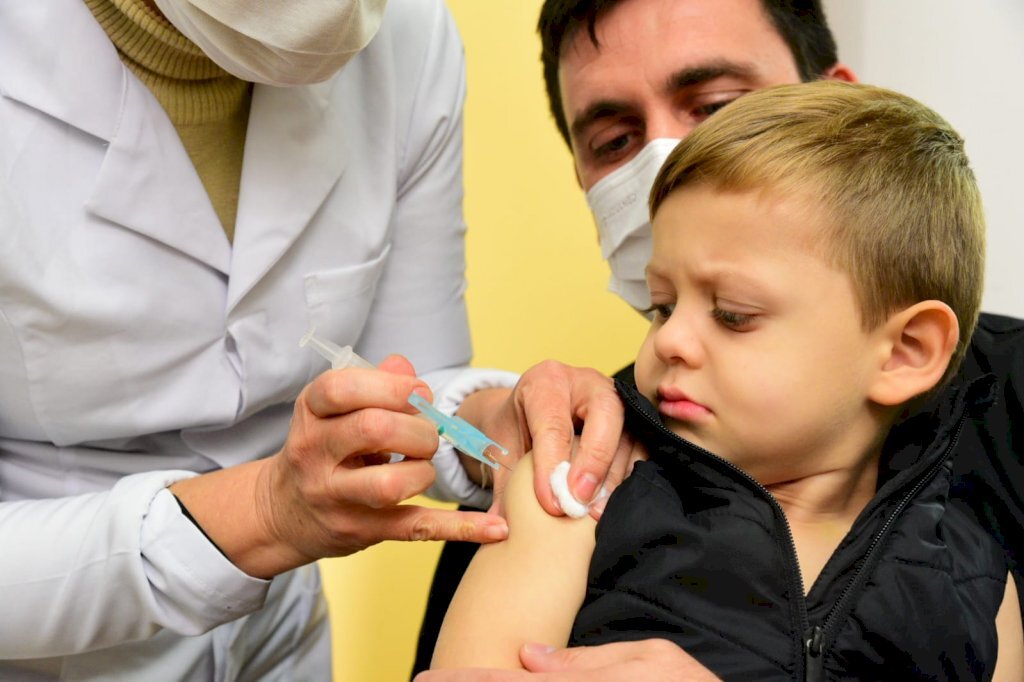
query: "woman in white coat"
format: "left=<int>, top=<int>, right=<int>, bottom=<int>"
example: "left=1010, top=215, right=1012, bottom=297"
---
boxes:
left=0, top=0, right=629, bottom=678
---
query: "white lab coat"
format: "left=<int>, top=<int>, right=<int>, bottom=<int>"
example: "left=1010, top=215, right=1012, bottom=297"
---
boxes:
left=0, top=0, right=511, bottom=677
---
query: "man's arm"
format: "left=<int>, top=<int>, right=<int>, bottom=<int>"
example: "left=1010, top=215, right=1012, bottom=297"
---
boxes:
left=419, top=640, right=722, bottom=682
left=431, top=453, right=596, bottom=669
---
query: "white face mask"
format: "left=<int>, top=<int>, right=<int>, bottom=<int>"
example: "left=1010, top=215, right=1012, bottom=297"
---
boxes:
left=154, top=0, right=388, bottom=86
left=585, top=138, right=681, bottom=313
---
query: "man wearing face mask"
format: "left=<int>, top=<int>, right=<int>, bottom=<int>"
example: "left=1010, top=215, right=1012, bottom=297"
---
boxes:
left=417, top=0, right=1024, bottom=679
left=0, top=0, right=635, bottom=678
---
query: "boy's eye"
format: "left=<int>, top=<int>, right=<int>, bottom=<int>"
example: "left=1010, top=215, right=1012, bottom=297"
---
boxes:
left=644, top=303, right=675, bottom=321
left=712, top=306, right=756, bottom=330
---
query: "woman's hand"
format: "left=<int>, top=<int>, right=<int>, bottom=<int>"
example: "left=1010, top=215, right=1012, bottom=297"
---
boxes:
left=170, top=355, right=509, bottom=579
left=456, top=360, right=639, bottom=519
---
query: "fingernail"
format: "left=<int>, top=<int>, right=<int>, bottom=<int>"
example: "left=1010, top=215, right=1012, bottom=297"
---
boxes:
left=590, top=493, right=609, bottom=517
left=523, top=642, right=556, bottom=656
left=573, top=473, right=599, bottom=504
left=484, top=521, right=508, bottom=541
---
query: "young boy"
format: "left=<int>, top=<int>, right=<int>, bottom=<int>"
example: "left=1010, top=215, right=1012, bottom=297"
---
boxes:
left=430, top=81, right=1023, bottom=679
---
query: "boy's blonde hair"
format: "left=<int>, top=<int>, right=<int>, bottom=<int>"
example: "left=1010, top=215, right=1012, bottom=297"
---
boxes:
left=650, top=81, right=985, bottom=382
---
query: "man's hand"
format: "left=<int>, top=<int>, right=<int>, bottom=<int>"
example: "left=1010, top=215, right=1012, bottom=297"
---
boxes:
left=414, top=639, right=721, bottom=681
left=170, top=355, right=508, bottom=579
left=455, top=361, right=636, bottom=518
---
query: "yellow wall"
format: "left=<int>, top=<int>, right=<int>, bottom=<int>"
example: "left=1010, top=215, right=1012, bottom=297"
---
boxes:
left=320, top=2, right=649, bottom=680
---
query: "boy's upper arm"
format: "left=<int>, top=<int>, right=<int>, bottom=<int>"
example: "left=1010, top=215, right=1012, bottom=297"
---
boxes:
left=993, top=571, right=1024, bottom=682
left=431, top=452, right=597, bottom=670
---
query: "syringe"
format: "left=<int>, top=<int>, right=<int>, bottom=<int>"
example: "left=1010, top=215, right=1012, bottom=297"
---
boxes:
left=299, top=327, right=375, bottom=370
left=300, top=328, right=510, bottom=470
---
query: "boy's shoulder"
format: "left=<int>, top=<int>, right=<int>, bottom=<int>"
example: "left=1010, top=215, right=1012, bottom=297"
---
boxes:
left=969, top=312, right=1024, bottom=368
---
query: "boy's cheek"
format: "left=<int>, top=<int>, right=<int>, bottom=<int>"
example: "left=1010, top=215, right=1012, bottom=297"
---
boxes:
left=632, top=351, right=659, bottom=402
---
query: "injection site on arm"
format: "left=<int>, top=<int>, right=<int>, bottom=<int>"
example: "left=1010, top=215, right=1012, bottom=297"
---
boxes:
left=300, top=328, right=511, bottom=471
left=431, top=453, right=596, bottom=669
left=550, top=460, right=608, bottom=519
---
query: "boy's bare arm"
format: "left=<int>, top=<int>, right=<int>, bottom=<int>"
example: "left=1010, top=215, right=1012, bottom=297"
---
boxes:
left=993, top=572, right=1024, bottom=681
left=431, top=453, right=597, bottom=670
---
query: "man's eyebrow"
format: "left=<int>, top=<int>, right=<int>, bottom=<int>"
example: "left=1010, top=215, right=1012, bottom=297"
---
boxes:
left=569, top=61, right=758, bottom=142
left=666, top=60, right=757, bottom=91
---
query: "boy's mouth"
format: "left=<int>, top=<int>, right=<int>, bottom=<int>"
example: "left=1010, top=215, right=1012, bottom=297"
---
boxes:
left=656, top=386, right=712, bottom=422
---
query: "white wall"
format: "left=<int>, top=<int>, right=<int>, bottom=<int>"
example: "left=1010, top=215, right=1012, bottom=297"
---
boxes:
left=824, top=0, right=1024, bottom=318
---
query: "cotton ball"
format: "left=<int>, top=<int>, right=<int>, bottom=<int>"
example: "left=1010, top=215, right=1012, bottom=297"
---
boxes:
left=549, top=460, right=591, bottom=519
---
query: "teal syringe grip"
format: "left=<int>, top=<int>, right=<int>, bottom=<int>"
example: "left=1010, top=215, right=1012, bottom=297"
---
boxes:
left=407, top=393, right=508, bottom=469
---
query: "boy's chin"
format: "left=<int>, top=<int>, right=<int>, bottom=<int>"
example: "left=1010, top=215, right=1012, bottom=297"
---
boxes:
left=663, top=420, right=716, bottom=453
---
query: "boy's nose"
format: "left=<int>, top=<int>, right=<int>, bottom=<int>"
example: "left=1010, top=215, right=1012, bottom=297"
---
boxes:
left=653, top=309, right=704, bottom=368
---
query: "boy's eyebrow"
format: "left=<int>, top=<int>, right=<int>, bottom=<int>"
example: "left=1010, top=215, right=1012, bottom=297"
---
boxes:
left=645, top=261, right=665, bottom=278
left=648, top=258, right=775, bottom=293
left=569, top=60, right=759, bottom=142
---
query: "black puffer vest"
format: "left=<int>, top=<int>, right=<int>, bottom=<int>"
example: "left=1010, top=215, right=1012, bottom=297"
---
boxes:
left=570, top=378, right=1008, bottom=680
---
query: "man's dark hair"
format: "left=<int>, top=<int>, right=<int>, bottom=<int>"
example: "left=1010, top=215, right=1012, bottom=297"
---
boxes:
left=537, top=0, right=840, bottom=147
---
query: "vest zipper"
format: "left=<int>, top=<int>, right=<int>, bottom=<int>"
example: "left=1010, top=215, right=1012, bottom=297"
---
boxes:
left=798, top=413, right=966, bottom=680
left=618, top=387, right=967, bottom=681
left=804, top=625, right=824, bottom=682
left=618, top=390, right=810, bottom=673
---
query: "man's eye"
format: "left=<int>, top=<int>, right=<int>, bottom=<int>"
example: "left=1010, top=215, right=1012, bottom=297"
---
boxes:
left=594, top=133, right=633, bottom=159
left=694, top=98, right=736, bottom=121
left=711, top=307, right=756, bottom=330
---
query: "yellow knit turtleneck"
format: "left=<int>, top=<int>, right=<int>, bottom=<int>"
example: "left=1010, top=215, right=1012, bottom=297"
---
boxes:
left=84, top=0, right=251, bottom=242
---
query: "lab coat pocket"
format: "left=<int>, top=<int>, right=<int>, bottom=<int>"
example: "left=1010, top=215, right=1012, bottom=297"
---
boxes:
left=302, top=244, right=392, bottom=360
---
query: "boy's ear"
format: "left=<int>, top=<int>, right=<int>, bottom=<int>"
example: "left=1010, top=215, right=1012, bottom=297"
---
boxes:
left=868, top=301, right=959, bottom=407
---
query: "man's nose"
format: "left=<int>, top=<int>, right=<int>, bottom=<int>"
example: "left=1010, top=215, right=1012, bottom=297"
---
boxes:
left=644, top=108, right=695, bottom=145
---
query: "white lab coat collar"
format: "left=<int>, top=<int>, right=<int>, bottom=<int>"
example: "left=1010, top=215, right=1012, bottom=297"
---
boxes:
left=228, top=80, right=349, bottom=310
left=88, top=78, right=235, bottom=274
left=0, top=3, right=123, bottom=143
left=0, top=0, right=350, bottom=307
